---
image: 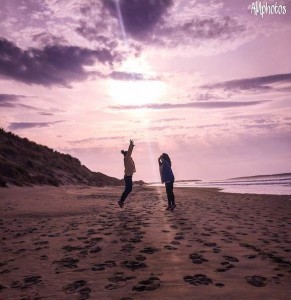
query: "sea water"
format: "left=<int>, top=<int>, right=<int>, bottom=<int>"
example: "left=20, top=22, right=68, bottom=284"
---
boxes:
left=150, top=174, right=291, bottom=195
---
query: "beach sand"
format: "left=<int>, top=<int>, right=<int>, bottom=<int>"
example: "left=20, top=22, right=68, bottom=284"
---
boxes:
left=0, top=185, right=290, bottom=299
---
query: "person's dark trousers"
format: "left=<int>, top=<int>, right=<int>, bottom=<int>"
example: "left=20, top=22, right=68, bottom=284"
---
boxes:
left=120, top=175, right=133, bottom=202
left=165, top=181, right=175, bottom=206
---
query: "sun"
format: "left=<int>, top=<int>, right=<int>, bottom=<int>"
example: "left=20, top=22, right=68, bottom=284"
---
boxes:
left=108, top=79, right=166, bottom=105
left=107, top=58, right=167, bottom=106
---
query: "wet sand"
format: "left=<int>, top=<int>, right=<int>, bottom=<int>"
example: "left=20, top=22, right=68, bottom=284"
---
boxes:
left=0, top=185, right=290, bottom=299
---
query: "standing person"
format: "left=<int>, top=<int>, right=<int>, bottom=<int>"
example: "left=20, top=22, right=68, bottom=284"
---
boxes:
left=118, top=139, right=136, bottom=208
left=158, top=153, right=176, bottom=210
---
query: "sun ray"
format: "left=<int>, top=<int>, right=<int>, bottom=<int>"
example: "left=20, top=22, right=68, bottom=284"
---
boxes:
left=112, top=0, right=164, bottom=203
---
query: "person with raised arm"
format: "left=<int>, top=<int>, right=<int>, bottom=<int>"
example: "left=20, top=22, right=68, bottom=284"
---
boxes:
left=118, top=139, right=136, bottom=208
left=158, top=153, right=176, bottom=210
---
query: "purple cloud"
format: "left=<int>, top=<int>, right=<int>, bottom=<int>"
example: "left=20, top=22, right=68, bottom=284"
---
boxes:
left=195, top=92, right=222, bottom=101
left=110, top=71, right=144, bottom=81
left=0, top=94, right=22, bottom=107
left=103, top=0, right=173, bottom=39
left=152, top=16, right=245, bottom=47
left=243, top=124, right=279, bottom=130
left=152, top=118, right=186, bottom=122
left=71, top=0, right=250, bottom=57
left=38, top=112, right=55, bottom=116
left=32, top=32, right=67, bottom=48
left=202, top=73, right=291, bottom=92
left=0, top=93, right=37, bottom=110
left=8, top=121, right=63, bottom=130
left=0, top=38, right=121, bottom=87
left=68, top=136, right=124, bottom=144
left=109, top=100, right=269, bottom=110
left=109, top=71, right=158, bottom=81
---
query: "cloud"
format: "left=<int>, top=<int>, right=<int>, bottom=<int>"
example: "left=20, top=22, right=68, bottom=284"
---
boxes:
left=243, top=124, right=279, bottom=130
left=0, top=38, right=121, bottom=86
left=0, top=93, right=40, bottom=110
left=8, top=121, right=63, bottom=130
left=100, top=0, right=245, bottom=50
left=72, top=0, right=249, bottom=57
left=151, top=117, right=186, bottom=122
left=110, top=71, right=145, bottom=81
left=102, top=0, right=173, bottom=40
left=32, top=32, right=68, bottom=47
left=0, top=93, right=37, bottom=109
left=68, top=136, right=124, bottom=144
left=202, top=73, right=291, bottom=92
left=109, top=100, right=269, bottom=110
left=151, top=16, right=246, bottom=48
left=196, top=124, right=224, bottom=129
left=195, top=92, right=222, bottom=101
left=0, top=94, right=22, bottom=107
left=109, top=71, right=158, bottom=81
left=75, top=1, right=143, bottom=59
left=39, top=112, right=55, bottom=116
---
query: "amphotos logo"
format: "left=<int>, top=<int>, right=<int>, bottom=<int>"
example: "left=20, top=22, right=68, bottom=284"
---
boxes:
left=250, top=1, right=287, bottom=17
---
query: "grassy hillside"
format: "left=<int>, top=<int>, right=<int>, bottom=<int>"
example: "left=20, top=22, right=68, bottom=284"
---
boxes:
left=0, top=128, right=122, bottom=187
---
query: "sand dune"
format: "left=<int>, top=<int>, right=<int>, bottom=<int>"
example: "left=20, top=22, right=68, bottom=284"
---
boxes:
left=0, top=186, right=290, bottom=299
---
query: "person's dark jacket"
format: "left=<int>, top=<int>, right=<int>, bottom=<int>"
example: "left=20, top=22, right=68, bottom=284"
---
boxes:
left=159, top=159, right=174, bottom=183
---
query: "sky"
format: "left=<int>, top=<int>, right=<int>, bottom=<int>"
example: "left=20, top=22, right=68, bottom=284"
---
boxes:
left=0, top=0, right=291, bottom=182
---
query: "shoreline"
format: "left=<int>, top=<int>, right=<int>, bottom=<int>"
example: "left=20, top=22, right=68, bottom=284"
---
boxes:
left=147, top=184, right=291, bottom=197
left=0, top=185, right=290, bottom=299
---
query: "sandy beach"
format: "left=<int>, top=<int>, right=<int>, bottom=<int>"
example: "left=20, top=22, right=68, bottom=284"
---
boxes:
left=0, top=185, right=290, bottom=300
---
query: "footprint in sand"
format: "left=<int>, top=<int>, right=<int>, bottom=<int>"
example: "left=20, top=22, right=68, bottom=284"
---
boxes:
left=132, top=276, right=160, bottom=292
left=245, top=276, right=267, bottom=287
left=54, top=257, right=79, bottom=271
left=108, top=272, right=136, bottom=283
left=62, top=245, right=83, bottom=252
left=171, top=240, right=180, bottom=245
left=244, top=254, right=257, bottom=259
left=63, top=279, right=91, bottom=299
left=164, top=245, right=177, bottom=251
left=92, top=260, right=116, bottom=271
left=189, top=253, right=208, bottom=264
left=184, top=274, right=213, bottom=286
left=223, top=255, right=239, bottom=263
left=104, top=283, right=119, bottom=290
left=216, top=262, right=235, bottom=273
left=121, top=243, right=135, bottom=253
left=203, top=242, right=217, bottom=247
left=11, top=275, right=42, bottom=289
left=89, top=246, right=102, bottom=253
left=213, top=247, right=221, bottom=253
left=121, top=260, right=147, bottom=271
left=135, top=255, right=146, bottom=261
left=140, top=247, right=160, bottom=254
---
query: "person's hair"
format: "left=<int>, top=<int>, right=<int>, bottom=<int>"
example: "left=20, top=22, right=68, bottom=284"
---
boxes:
left=162, top=153, right=171, bottom=166
left=121, top=150, right=127, bottom=156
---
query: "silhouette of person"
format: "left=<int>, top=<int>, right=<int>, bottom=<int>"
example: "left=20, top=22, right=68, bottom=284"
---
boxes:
left=158, top=153, right=176, bottom=210
left=118, top=139, right=136, bottom=208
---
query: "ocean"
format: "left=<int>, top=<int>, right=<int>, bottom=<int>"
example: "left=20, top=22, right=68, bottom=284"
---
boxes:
left=150, top=174, right=291, bottom=195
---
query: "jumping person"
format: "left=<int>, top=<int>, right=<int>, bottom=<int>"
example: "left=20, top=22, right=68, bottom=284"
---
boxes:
left=158, top=153, right=176, bottom=210
left=118, top=139, right=136, bottom=208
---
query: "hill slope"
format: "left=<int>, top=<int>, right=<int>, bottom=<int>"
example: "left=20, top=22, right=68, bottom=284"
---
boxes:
left=0, top=129, right=122, bottom=187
